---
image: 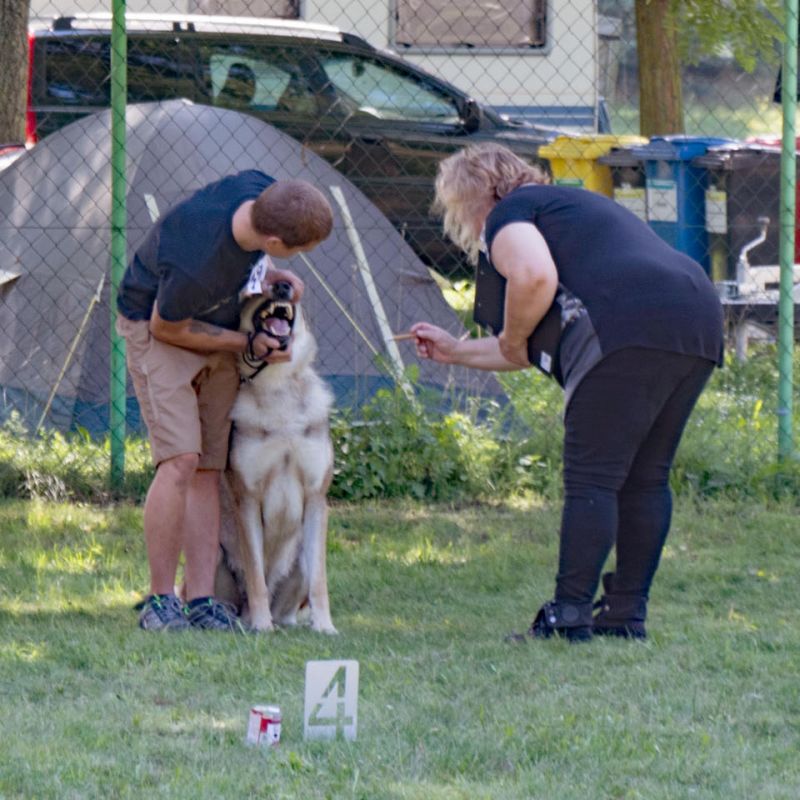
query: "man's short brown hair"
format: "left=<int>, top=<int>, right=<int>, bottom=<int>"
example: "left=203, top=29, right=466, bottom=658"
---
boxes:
left=251, top=179, right=334, bottom=246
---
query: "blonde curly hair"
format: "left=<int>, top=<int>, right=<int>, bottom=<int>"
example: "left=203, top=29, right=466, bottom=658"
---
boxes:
left=432, top=143, right=549, bottom=264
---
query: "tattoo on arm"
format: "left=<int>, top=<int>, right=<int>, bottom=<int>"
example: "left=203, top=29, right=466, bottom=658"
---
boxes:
left=188, top=320, right=224, bottom=338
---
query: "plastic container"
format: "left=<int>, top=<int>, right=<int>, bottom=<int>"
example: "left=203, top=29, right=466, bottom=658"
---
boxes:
left=692, top=141, right=800, bottom=283
left=597, top=147, right=648, bottom=222
left=539, top=134, right=646, bottom=196
left=631, top=135, right=734, bottom=272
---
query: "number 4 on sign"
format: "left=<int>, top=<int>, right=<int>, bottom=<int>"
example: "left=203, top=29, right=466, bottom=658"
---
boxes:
left=304, top=660, right=359, bottom=741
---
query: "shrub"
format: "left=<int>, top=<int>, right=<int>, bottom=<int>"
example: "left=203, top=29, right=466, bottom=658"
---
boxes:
left=329, top=387, right=509, bottom=501
left=0, top=344, right=797, bottom=504
left=0, top=412, right=152, bottom=502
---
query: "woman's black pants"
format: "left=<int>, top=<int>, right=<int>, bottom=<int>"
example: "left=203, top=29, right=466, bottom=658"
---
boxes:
left=555, top=347, right=716, bottom=606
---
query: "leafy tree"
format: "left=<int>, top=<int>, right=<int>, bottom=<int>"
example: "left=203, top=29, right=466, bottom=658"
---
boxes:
left=0, top=0, right=30, bottom=143
left=678, top=0, right=783, bottom=72
left=633, top=0, right=784, bottom=135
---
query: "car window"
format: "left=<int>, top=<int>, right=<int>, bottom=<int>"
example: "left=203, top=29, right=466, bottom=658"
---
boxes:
left=196, top=43, right=318, bottom=114
left=38, top=36, right=197, bottom=106
left=318, top=53, right=460, bottom=123
left=40, top=38, right=111, bottom=106
left=127, top=39, right=198, bottom=103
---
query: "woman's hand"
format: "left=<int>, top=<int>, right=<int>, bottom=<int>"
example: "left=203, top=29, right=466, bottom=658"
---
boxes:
left=407, top=322, right=526, bottom=372
left=409, top=322, right=460, bottom=364
left=498, top=331, right=530, bottom=367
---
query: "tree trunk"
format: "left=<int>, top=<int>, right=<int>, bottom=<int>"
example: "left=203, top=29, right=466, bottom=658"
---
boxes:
left=635, top=0, right=684, bottom=136
left=0, top=0, right=31, bottom=143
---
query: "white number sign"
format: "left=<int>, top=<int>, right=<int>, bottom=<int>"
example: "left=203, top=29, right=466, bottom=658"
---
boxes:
left=303, top=660, right=359, bottom=741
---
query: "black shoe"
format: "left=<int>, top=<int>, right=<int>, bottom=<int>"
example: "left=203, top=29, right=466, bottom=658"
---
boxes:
left=593, top=621, right=647, bottom=639
left=527, top=600, right=594, bottom=643
left=593, top=574, right=648, bottom=639
left=138, top=593, right=190, bottom=631
left=186, top=597, right=248, bottom=632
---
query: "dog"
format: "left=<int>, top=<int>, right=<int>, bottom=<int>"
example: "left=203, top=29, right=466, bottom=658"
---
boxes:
left=215, top=280, right=337, bottom=634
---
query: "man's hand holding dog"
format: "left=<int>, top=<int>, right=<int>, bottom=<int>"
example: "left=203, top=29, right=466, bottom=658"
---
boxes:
left=149, top=306, right=293, bottom=363
left=248, top=330, right=292, bottom=363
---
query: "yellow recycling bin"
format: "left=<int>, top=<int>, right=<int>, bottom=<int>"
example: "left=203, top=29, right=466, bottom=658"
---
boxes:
left=539, top=135, right=647, bottom=197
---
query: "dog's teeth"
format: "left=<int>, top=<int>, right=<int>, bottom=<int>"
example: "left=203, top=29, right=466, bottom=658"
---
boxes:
left=274, top=302, right=294, bottom=321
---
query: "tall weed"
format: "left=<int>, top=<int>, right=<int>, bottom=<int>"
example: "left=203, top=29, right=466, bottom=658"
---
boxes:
left=672, top=346, right=800, bottom=501
left=0, top=412, right=152, bottom=501
left=0, top=344, right=797, bottom=503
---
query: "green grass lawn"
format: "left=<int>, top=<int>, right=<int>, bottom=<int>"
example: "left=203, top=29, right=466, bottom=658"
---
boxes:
left=0, top=496, right=798, bottom=799
left=608, top=101, right=786, bottom=140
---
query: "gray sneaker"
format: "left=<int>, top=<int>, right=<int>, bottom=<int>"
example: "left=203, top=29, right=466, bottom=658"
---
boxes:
left=138, top=594, right=190, bottom=631
left=186, top=598, right=248, bottom=632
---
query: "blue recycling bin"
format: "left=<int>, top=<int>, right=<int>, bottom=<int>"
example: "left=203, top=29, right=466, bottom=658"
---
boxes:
left=631, top=136, right=734, bottom=272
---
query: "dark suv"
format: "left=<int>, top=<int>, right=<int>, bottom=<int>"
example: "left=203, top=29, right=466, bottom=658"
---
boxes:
left=27, top=14, right=559, bottom=274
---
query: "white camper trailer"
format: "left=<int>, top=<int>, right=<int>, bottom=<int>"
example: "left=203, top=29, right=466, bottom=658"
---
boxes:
left=307, top=0, right=601, bottom=130
left=30, top=0, right=602, bottom=130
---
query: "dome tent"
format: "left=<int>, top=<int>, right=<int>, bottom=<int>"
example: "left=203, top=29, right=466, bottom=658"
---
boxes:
left=0, top=99, right=502, bottom=435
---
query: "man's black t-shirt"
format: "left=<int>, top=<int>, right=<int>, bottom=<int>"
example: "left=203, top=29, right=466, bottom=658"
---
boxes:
left=483, top=184, right=724, bottom=366
left=117, top=170, right=275, bottom=328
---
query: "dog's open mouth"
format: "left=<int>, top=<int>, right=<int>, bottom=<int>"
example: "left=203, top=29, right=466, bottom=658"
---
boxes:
left=256, top=300, right=295, bottom=350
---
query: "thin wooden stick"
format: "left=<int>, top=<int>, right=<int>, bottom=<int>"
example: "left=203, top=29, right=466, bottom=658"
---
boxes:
left=392, top=331, right=471, bottom=341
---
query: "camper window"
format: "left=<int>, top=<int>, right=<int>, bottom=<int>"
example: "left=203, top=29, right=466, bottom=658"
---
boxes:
left=392, top=0, right=547, bottom=51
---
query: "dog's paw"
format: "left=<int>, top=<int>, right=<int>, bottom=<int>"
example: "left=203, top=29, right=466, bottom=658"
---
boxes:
left=311, top=620, right=338, bottom=635
left=247, top=612, right=275, bottom=633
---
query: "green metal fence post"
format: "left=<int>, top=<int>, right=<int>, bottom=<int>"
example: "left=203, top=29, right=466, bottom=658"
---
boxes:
left=779, top=0, right=798, bottom=461
left=109, top=0, right=127, bottom=488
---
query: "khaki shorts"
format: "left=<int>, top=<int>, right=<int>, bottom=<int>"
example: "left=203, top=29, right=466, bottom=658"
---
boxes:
left=116, top=315, right=239, bottom=469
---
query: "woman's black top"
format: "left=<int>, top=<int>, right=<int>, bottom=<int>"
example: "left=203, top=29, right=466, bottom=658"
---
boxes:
left=483, top=184, right=724, bottom=376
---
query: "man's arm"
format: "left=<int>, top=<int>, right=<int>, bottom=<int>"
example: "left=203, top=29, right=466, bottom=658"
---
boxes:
left=149, top=305, right=288, bottom=361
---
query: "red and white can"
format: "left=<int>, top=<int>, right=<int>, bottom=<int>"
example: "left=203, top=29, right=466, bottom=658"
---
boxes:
left=246, top=705, right=282, bottom=747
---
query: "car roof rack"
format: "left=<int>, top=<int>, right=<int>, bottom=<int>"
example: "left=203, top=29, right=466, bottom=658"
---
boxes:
left=43, top=13, right=349, bottom=42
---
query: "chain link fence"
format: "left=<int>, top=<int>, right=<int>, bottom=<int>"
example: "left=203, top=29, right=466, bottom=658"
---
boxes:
left=0, top=0, right=796, bottom=484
